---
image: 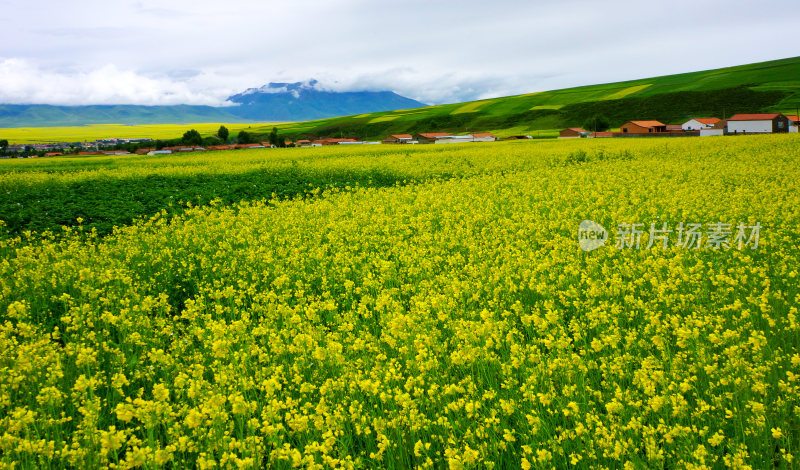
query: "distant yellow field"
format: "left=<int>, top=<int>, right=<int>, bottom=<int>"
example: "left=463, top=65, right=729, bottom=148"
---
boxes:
left=0, top=123, right=276, bottom=144
left=451, top=99, right=497, bottom=114
left=601, top=83, right=652, bottom=100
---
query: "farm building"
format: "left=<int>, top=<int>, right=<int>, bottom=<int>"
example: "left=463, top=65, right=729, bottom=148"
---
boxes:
left=314, top=138, right=358, bottom=145
left=588, top=131, right=614, bottom=138
left=787, top=115, right=799, bottom=133
left=382, top=134, right=415, bottom=144
left=682, top=118, right=720, bottom=131
left=434, top=135, right=475, bottom=144
left=620, top=121, right=667, bottom=134
left=472, top=133, right=498, bottom=142
left=666, top=125, right=684, bottom=133
left=558, top=128, right=589, bottom=139
left=414, top=133, right=453, bottom=144
left=726, top=113, right=789, bottom=134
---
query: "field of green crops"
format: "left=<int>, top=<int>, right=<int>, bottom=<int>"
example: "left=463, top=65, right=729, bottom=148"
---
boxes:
left=1, top=136, right=799, bottom=468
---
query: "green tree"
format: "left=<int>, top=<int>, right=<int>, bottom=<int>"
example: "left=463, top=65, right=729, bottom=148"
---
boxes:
left=268, top=127, right=279, bottom=147
left=182, top=129, right=203, bottom=146
left=155, top=140, right=166, bottom=150
left=582, top=115, right=611, bottom=133
left=237, top=130, right=253, bottom=144
left=218, top=125, right=229, bottom=142
left=0, top=139, right=8, bottom=151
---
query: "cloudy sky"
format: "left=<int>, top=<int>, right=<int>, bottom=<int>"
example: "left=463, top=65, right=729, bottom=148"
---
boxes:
left=1, top=0, right=798, bottom=106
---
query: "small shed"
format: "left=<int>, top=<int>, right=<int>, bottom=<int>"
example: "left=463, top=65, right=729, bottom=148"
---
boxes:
left=382, top=134, right=414, bottom=144
left=558, top=128, right=589, bottom=139
left=620, top=121, right=667, bottom=134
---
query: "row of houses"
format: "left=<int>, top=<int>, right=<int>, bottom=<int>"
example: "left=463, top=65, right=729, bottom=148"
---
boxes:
left=560, top=113, right=800, bottom=139
left=291, top=132, right=500, bottom=147
left=382, top=132, right=498, bottom=144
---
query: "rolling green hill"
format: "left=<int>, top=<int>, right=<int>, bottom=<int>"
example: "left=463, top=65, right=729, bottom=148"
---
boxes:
left=252, top=56, right=800, bottom=140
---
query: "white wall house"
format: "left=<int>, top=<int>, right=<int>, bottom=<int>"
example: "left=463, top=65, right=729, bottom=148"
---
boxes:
left=700, top=129, right=725, bottom=137
left=726, top=113, right=789, bottom=134
left=682, top=118, right=720, bottom=131
left=472, top=133, right=498, bottom=142
left=434, top=135, right=474, bottom=144
left=788, top=115, right=799, bottom=133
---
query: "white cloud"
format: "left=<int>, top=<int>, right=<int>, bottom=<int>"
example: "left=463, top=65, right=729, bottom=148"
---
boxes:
left=0, top=59, right=231, bottom=105
left=0, top=0, right=798, bottom=107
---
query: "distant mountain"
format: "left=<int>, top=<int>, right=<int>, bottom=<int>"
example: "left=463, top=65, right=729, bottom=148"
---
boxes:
left=0, top=80, right=427, bottom=127
left=0, top=104, right=246, bottom=128
left=224, top=80, right=427, bottom=121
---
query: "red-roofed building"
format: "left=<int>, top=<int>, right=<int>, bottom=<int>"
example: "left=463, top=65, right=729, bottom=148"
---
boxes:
left=414, top=132, right=452, bottom=144
left=787, top=115, right=799, bottom=133
left=471, top=132, right=497, bottom=142
left=559, top=128, right=589, bottom=138
left=620, top=121, right=667, bottom=134
left=727, top=113, right=789, bottom=134
left=382, top=134, right=414, bottom=144
left=44, top=152, right=63, bottom=157
left=682, top=118, right=721, bottom=131
left=315, top=138, right=358, bottom=145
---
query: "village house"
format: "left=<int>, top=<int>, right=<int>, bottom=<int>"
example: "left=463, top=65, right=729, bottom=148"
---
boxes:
left=414, top=132, right=453, bottom=144
left=315, top=138, right=358, bottom=145
left=620, top=121, right=667, bottom=134
left=682, top=118, right=721, bottom=131
left=471, top=132, right=498, bottom=142
left=434, top=134, right=475, bottom=144
left=382, top=134, right=415, bottom=144
left=726, top=113, right=789, bottom=134
left=558, top=128, right=589, bottom=139
left=786, top=115, right=799, bottom=132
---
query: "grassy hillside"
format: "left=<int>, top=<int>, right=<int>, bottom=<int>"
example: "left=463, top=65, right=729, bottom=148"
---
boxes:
left=251, top=56, right=800, bottom=139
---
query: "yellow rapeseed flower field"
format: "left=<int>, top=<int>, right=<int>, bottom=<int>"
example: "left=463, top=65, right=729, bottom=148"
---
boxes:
left=0, top=135, right=798, bottom=469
